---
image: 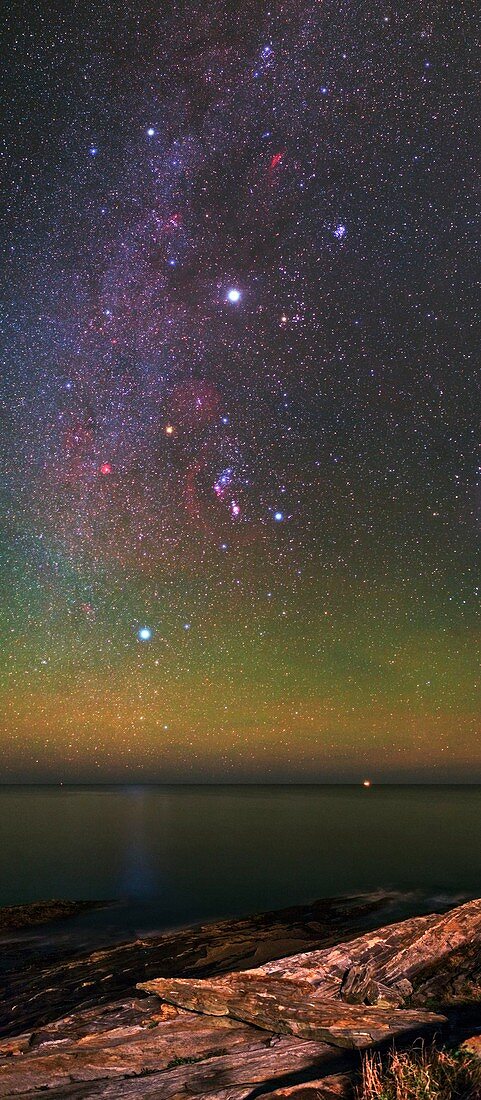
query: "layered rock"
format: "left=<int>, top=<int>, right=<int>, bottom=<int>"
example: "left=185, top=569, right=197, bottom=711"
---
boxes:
left=139, top=900, right=481, bottom=1060
left=139, top=972, right=444, bottom=1047
left=0, top=900, right=107, bottom=933
left=0, top=891, right=399, bottom=1039
left=3, top=896, right=481, bottom=1097
left=243, top=897, right=481, bottom=1008
left=0, top=997, right=344, bottom=1098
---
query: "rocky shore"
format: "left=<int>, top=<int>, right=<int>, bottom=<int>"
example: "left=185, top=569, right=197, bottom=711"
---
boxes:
left=0, top=901, right=109, bottom=934
left=1, top=893, right=481, bottom=1097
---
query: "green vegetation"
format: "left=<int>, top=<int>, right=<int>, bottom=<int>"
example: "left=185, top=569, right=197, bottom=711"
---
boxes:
left=357, top=1045, right=481, bottom=1099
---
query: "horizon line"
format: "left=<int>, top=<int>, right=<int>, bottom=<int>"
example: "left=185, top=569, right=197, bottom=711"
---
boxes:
left=2, top=780, right=481, bottom=788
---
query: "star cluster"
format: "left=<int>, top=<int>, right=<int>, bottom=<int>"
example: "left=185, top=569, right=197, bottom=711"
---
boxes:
left=1, top=1, right=480, bottom=781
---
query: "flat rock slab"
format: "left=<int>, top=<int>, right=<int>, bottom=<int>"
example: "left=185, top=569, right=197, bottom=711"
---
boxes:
left=138, top=900, right=481, bottom=1053
left=0, top=892, right=398, bottom=1039
left=232, top=897, right=481, bottom=1007
left=0, top=997, right=342, bottom=1099
left=4, top=896, right=481, bottom=1097
left=139, top=974, right=444, bottom=1049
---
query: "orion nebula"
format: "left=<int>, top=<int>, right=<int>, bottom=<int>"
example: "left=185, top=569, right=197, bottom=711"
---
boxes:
left=1, top=1, right=479, bottom=781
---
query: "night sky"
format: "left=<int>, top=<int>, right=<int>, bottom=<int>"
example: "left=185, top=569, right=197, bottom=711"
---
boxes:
left=1, top=1, right=480, bottom=782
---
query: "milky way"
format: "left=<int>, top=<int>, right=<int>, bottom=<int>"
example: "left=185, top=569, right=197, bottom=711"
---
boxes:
left=1, top=2, right=480, bottom=780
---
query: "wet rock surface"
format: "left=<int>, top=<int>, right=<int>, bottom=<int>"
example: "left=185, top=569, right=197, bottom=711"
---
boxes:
left=1, top=895, right=481, bottom=1097
left=0, top=901, right=108, bottom=933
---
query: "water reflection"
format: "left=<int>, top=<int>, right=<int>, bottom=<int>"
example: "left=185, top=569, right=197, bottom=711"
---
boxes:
left=0, top=785, right=480, bottom=939
left=120, top=787, right=157, bottom=898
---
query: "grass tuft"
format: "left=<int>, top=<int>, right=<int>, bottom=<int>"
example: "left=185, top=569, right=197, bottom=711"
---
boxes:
left=357, top=1044, right=481, bottom=1099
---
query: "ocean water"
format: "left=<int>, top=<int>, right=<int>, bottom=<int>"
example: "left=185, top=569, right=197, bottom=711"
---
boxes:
left=1, top=784, right=481, bottom=939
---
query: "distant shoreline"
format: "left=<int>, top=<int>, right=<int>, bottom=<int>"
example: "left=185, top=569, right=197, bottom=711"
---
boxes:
left=0, top=898, right=112, bottom=932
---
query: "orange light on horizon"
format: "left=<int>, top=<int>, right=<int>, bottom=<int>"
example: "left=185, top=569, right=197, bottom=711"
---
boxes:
left=363, top=778, right=372, bottom=787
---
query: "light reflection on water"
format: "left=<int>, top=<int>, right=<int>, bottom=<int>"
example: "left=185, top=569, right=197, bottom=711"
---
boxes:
left=1, top=785, right=480, bottom=937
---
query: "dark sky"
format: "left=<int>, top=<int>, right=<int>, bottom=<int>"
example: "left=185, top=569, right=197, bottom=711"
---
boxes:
left=1, top=0, right=480, bottom=782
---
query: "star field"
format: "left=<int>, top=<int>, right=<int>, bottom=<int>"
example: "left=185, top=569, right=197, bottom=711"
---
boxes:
left=1, top=1, right=480, bottom=781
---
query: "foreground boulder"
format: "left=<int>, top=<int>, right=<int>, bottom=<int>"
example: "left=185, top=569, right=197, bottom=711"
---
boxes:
left=0, top=996, right=346, bottom=1098
left=139, top=900, right=481, bottom=1053
left=0, top=891, right=398, bottom=1039
left=139, top=900, right=481, bottom=1030
left=139, top=973, right=444, bottom=1048
left=3, top=896, right=481, bottom=1097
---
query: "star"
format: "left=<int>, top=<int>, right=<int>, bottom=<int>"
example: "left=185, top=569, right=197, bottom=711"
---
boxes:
left=2, top=0, right=477, bottom=790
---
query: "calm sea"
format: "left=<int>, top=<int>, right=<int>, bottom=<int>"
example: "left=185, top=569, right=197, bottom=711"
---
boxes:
left=1, top=785, right=480, bottom=940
